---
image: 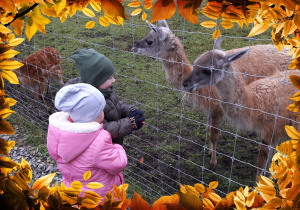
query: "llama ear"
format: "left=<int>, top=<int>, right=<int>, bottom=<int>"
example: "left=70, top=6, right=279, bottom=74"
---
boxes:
left=146, top=20, right=166, bottom=40
left=225, top=48, right=249, bottom=63
left=158, top=19, right=170, bottom=29
left=213, top=36, right=222, bottom=50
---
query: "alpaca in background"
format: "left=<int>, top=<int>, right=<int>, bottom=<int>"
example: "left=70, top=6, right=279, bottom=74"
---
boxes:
left=14, top=47, right=64, bottom=110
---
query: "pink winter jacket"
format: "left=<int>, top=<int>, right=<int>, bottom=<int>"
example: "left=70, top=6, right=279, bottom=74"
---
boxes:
left=47, top=112, right=127, bottom=198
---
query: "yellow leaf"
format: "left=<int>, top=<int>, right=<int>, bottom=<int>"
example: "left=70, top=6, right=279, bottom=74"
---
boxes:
left=32, top=173, right=56, bottom=190
left=101, top=0, right=126, bottom=21
left=128, top=1, right=142, bottom=7
left=255, top=186, right=276, bottom=202
left=246, top=191, right=255, bottom=207
left=290, top=75, right=300, bottom=90
left=212, top=29, right=221, bottom=39
left=264, top=197, right=282, bottom=209
left=149, top=0, right=176, bottom=23
left=221, top=20, right=233, bottom=29
left=0, top=60, right=23, bottom=70
left=285, top=125, right=300, bottom=140
left=117, top=16, right=124, bottom=26
left=99, top=16, right=110, bottom=27
left=247, top=23, right=269, bottom=37
left=83, top=170, right=91, bottom=181
left=10, top=19, right=24, bottom=37
left=282, top=20, right=292, bottom=38
left=208, top=192, right=222, bottom=203
left=258, top=175, right=274, bottom=187
left=25, top=23, right=37, bottom=42
left=131, top=8, right=142, bottom=16
left=201, top=10, right=219, bottom=20
left=85, top=21, right=95, bottom=29
left=8, top=38, right=24, bottom=47
left=2, top=70, right=18, bottom=84
left=0, top=50, right=19, bottom=63
left=63, top=188, right=81, bottom=197
left=209, top=181, right=218, bottom=189
left=84, top=190, right=103, bottom=203
left=194, top=183, right=205, bottom=193
left=60, top=192, right=77, bottom=205
left=90, top=0, right=101, bottom=12
left=200, top=21, right=217, bottom=28
left=104, top=13, right=119, bottom=25
left=0, top=0, right=17, bottom=13
left=70, top=181, right=83, bottom=189
left=234, top=197, right=246, bottom=210
left=81, top=198, right=97, bottom=208
left=0, top=24, right=12, bottom=34
left=86, top=182, right=104, bottom=189
left=203, top=198, right=214, bottom=209
left=83, top=8, right=95, bottom=17
left=142, top=12, right=147, bottom=21
left=294, top=14, right=300, bottom=32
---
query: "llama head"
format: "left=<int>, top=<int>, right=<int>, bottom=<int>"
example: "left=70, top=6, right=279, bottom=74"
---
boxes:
left=182, top=39, right=249, bottom=92
left=133, top=19, right=173, bottom=56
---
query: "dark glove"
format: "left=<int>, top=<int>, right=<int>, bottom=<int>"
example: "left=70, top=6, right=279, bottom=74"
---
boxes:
left=129, top=109, right=144, bottom=118
left=129, top=114, right=145, bottom=130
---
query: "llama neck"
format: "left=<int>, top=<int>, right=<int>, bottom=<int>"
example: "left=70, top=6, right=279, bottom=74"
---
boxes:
left=215, top=66, right=254, bottom=127
left=160, top=37, right=192, bottom=90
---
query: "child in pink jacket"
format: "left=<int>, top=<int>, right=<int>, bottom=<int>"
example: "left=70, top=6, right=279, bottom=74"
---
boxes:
left=47, top=83, right=127, bottom=198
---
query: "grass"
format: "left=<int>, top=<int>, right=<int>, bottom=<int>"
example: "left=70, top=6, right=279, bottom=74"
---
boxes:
left=6, top=1, right=280, bottom=203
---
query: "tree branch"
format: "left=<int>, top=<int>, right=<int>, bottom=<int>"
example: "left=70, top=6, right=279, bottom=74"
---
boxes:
left=4, top=3, right=39, bottom=27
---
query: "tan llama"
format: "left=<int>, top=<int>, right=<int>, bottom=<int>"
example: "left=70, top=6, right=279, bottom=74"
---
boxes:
left=182, top=38, right=299, bottom=180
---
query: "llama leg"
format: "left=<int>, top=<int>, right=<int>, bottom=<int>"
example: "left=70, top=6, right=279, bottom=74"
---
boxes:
left=256, top=140, right=270, bottom=182
left=209, top=115, right=221, bottom=170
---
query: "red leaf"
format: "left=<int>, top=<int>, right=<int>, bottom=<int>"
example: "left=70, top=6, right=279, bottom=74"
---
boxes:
left=149, top=0, right=175, bottom=23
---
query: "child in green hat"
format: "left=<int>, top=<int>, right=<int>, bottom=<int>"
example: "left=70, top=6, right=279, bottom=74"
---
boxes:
left=65, top=48, right=145, bottom=145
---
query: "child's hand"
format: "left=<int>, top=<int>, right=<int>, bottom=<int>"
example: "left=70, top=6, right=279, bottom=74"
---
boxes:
left=129, top=109, right=144, bottom=118
left=129, top=114, right=145, bottom=130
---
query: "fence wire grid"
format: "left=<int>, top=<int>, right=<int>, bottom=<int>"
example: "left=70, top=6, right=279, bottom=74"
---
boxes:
left=6, top=9, right=300, bottom=202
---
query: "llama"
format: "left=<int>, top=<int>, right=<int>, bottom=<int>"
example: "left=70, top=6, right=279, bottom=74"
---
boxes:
left=14, top=47, right=64, bottom=110
left=182, top=38, right=299, bottom=180
left=133, top=19, right=290, bottom=170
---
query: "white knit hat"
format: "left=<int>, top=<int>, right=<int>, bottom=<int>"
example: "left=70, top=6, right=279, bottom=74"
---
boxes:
left=55, top=83, right=106, bottom=123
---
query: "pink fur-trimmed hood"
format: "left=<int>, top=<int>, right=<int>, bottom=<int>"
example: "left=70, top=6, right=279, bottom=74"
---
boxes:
left=47, top=112, right=101, bottom=163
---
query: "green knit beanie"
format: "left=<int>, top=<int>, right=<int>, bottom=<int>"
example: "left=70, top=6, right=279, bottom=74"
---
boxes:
left=71, top=48, right=116, bottom=88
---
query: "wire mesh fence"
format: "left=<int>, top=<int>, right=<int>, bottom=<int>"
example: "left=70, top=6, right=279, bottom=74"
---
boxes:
left=6, top=9, right=299, bottom=202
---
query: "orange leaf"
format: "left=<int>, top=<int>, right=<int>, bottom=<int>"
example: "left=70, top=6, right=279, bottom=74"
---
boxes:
left=290, top=75, right=300, bottom=90
left=207, top=1, right=223, bottom=11
left=283, top=0, right=296, bottom=11
left=139, top=157, right=144, bottom=164
left=128, top=1, right=142, bottom=7
left=286, top=183, right=300, bottom=200
left=212, top=29, right=221, bottom=39
left=149, top=0, right=175, bottom=23
left=129, top=191, right=151, bottom=210
left=226, top=5, right=245, bottom=18
left=152, top=194, right=179, bottom=209
left=221, top=20, right=233, bottom=29
left=177, top=0, right=201, bottom=24
left=144, top=2, right=152, bottom=10
left=101, top=0, right=126, bottom=22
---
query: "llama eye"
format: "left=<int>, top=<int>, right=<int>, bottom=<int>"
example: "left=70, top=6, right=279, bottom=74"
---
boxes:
left=203, top=69, right=211, bottom=75
left=146, top=40, right=153, bottom=45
